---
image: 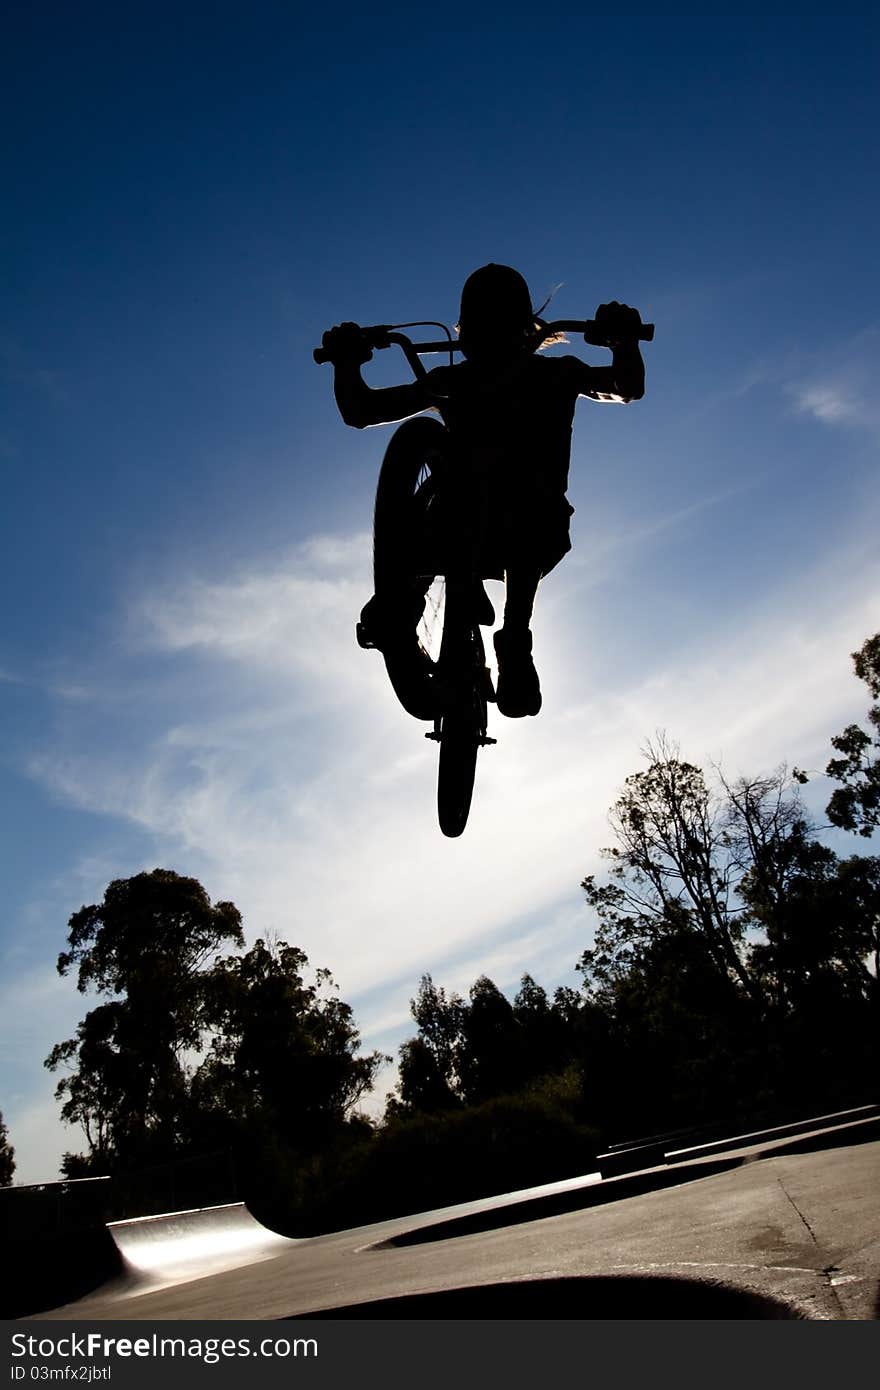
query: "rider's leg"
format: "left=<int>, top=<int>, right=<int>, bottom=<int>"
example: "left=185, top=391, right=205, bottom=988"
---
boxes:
left=500, top=565, right=541, bottom=635
left=494, top=564, right=543, bottom=717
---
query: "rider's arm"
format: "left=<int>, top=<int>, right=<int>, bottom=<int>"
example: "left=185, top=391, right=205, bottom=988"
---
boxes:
left=569, top=300, right=645, bottom=402
left=570, top=341, right=645, bottom=403
left=321, top=323, right=433, bottom=428
left=332, top=360, right=432, bottom=429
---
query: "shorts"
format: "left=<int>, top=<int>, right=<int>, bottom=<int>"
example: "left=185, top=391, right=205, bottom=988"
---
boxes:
left=410, top=453, right=573, bottom=581
left=480, top=489, right=574, bottom=578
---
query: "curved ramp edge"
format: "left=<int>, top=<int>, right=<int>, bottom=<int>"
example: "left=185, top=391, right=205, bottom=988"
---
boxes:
left=106, top=1202, right=301, bottom=1294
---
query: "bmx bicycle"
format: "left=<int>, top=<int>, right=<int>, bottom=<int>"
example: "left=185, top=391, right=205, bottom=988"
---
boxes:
left=314, top=314, right=654, bottom=837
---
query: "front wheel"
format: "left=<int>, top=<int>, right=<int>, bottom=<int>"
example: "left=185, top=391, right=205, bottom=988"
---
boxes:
left=436, top=590, right=488, bottom=838
left=437, top=702, right=481, bottom=838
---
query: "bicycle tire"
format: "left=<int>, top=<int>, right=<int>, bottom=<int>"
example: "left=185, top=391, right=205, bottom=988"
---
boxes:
left=373, top=417, right=450, bottom=721
left=436, top=587, right=487, bottom=838
left=437, top=703, right=481, bottom=837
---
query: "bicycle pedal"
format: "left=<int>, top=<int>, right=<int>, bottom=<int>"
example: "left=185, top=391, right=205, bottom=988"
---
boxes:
left=425, top=730, right=441, bottom=742
left=481, top=735, right=498, bottom=747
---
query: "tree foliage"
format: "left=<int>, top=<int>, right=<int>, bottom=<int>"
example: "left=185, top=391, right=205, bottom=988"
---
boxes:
left=579, top=737, right=798, bottom=1006
left=389, top=970, right=602, bottom=1132
left=192, top=936, right=387, bottom=1152
left=826, top=632, right=880, bottom=837
left=573, top=737, right=880, bottom=1129
left=46, top=870, right=382, bottom=1176
left=0, top=1111, right=15, bottom=1186
left=57, top=868, right=245, bottom=1000
left=46, top=870, right=243, bottom=1167
left=393, top=975, right=465, bottom=1114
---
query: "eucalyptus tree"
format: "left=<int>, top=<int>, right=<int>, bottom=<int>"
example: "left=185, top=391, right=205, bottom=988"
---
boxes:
left=193, top=936, right=387, bottom=1152
left=579, top=737, right=763, bottom=1004
left=826, top=632, right=880, bottom=837
left=0, top=1111, right=15, bottom=1186
left=46, top=869, right=245, bottom=1166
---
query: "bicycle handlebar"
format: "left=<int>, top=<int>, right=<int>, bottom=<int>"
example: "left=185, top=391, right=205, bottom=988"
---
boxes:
left=313, top=317, right=654, bottom=366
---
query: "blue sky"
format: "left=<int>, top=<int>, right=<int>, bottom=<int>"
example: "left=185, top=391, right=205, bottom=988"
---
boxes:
left=3, top=4, right=878, bottom=1182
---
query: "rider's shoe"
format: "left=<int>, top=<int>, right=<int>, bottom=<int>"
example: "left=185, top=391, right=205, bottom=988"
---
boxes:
left=493, top=627, right=542, bottom=718
left=356, top=595, right=381, bottom=650
left=359, top=585, right=493, bottom=649
left=356, top=591, right=424, bottom=651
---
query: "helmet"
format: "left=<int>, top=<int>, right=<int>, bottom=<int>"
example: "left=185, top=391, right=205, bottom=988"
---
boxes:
left=457, top=264, right=535, bottom=342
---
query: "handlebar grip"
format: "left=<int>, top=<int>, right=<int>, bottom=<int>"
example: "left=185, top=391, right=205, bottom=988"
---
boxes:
left=313, top=324, right=392, bottom=365
left=584, top=319, right=654, bottom=345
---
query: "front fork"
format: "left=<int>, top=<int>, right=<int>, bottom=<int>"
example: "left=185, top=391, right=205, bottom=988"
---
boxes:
left=425, top=594, right=497, bottom=747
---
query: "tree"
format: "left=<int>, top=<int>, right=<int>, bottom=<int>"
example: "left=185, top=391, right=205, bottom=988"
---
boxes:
left=0, top=1111, right=15, bottom=1186
left=47, top=1004, right=140, bottom=1168
left=579, top=737, right=763, bottom=1004
left=56, top=868, right=244, bottom=996
left=410, top=974, right=466, bottom=1087
left=46, top=869, right=244, bottom=1167
left=457, top=976, right=522, bottom=1105
left=826, top=632, right=880, bottom=837
left=391, top=973, right=590, bottom=1118
left=392, top=975, right=465, bottom=1114
left=745, top=847, right=879, bottom=1012
left=192, top=937, right=387, bottom=1152
left=578, top=923, right=759, bottom=1129
left=392, top=1036, right=460, bottom=1116
left=720, top=767, right=825, bottom=1011
left=580, top=743, right=878, bottom=1122
left=831, top=854, right=880, bottom=1001
left=512, top=974, right=578, bottom=1082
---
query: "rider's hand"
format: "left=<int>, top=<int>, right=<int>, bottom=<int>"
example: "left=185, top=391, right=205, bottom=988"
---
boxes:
left=590, top=301, right=643, bottom=346
left=321, top=322, right=373, bottom=366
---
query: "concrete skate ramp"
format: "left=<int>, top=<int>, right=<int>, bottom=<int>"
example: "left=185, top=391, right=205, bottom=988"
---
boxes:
left=22, top=1115, right=880, bottom=1321
left=107, top=1203, right=299, bottom=1295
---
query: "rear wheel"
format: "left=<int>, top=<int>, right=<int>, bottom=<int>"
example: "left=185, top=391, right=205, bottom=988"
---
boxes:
left=372, top=417, right=450, bottom=721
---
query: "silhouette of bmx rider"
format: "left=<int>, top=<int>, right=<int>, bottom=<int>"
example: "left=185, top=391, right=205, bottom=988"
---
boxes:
left=322, top=264, right=645, bottom=718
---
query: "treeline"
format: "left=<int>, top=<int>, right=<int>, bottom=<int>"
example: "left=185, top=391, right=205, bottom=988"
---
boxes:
left=33, top=632, right=880, bottom=1229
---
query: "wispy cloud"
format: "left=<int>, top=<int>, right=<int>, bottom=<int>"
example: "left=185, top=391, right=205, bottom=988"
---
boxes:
left=787, top=327, right=880, bottom=431
left=136, top=532, right=373, bottom=704
left=740, top=325, right=880, bottom=435
left=792, top=384, right=866, bottom=426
